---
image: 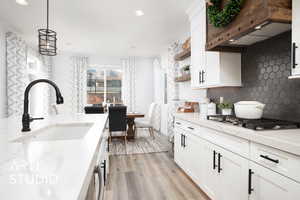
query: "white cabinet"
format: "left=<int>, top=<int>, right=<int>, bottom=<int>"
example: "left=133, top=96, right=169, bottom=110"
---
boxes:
left=205, top=52, right=242, bottom=87
left=189, top=1, right=206, bottom=88
left=187, top=1, right=242, bottom=88
left=201, top=140, right=248, bottom=200
left=249, top=161, right=300, bottom=200
left=174, top=127, right=204, bottom=185
left=291, top=0, right=300, bottom=76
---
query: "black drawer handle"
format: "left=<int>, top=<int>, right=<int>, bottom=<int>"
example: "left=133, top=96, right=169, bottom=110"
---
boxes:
left=292, top=42, right=298, bottom=69
left=101, top=160, right=107, bottom=185
left=187, top=127, right=194, bottom=130
left=218, top=153, right=222, bottom=173
left=176, top=122, right=181, bottom=125
left=213, top=150, right=217, bottom=170
left=248, top=169, right=254, bottom=195
left=260, top=155, right=279, bottom=164
left=183, top=135, right=186, bottom=148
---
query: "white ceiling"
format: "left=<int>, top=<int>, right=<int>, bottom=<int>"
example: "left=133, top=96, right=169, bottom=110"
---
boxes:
left=0, top=0, right=192, bottom=57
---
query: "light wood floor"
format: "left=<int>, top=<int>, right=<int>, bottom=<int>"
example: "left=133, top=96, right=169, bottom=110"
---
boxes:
left=104, top=152, right=210, bottom=200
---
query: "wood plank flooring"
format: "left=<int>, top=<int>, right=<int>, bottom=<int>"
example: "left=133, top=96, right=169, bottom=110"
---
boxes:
left=104, top=152, right=210, bottom=200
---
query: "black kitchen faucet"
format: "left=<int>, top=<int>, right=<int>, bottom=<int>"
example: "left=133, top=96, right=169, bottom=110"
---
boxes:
left=22, top=79, right=64, bottom=132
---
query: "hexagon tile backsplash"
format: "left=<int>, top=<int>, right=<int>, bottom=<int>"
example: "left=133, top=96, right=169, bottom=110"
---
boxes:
left=207, top=31, right=300, bottom=122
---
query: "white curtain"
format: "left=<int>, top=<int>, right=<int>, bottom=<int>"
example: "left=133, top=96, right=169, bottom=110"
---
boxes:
left=121, top=57, right=136, bottom=112
left=6, top=32, right=28, bottom=117
left=71, top=56, right=88, bottom=113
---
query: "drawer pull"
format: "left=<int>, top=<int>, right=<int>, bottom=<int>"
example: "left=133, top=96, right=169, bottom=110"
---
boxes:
left=213, top=150, right=217, bottom=170
left=176, top=122, right=181, bottom=125
left=260, top=155, right=279, bottom=164
left=187, top=127, right=194, bottom=130
left=218, top=153, right=222, bottom=173
left=248, top=169, right=254, bottom=195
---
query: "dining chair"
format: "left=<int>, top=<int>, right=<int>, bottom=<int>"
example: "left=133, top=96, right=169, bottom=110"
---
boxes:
left=84, top=106, right=104, bottom=114
left=134, top=102, right=157, bottom=139
left=108, top=106, right=127, bottom=147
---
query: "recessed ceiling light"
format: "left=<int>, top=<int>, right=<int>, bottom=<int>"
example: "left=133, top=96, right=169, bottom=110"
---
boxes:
left=16, top=0, right=29, bottom=6
left=229, top=39, right=236, bottom=43
left=135, top=10, right=144, bottom=17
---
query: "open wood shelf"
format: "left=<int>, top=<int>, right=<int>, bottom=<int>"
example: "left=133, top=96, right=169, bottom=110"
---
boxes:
left=174, top=48, right=191, bottom=61
left=175, top=74, right=191, bottom=82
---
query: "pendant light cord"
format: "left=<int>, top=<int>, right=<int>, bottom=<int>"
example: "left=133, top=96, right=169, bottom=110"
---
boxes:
left=47, top=0, right=49, bottom=31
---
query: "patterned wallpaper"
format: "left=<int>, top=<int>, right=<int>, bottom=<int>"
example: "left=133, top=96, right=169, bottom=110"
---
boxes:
left=207, top=31, right=300, bottom=121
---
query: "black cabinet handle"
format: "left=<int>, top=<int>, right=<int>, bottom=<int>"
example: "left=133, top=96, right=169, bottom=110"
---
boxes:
left=202, top=70, right=205, bottom=83
left=187, top=127, right=194, bottom=130
left=292, top=42, right=298, bottom=69
left=180, top=134, right=183, bottom=147
left=260, top=155, right=279, bottom=164
left=101, top=160, right=107, bottom=186
left=213, top=150, right=217, bottom=170
left=183, top=135, right=186, bottom=148
left=176, top=122, right=181, bottom=125
left=248, top=169, right=254, bottom=195
left=218, top=153, right=222, bottom=173
left=199, top=71, right=202, bottom=83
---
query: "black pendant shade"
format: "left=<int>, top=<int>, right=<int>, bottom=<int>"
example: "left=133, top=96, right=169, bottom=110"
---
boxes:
left=38, top=0, right=57, bottom=56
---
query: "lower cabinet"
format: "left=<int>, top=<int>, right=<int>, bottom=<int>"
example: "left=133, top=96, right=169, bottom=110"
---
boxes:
left=201, top=140, right=248, bottom=200
left=249, top=161, right=300, bottom=200
left=174, top=129, right=248, bottom=200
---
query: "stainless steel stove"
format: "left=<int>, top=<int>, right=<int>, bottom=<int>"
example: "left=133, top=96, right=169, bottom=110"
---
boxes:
left=207, top=115, right=300, bottom=130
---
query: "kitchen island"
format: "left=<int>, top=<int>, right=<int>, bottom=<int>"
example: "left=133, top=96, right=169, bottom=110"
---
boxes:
left=0, top=114, right=108, bottom=200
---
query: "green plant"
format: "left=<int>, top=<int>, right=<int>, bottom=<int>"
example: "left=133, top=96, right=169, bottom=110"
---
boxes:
left=207, top=0, right=244, bottom=28
left=183, top=65, right=190, bottom=71
left=218, top=102, right=233, bottom=109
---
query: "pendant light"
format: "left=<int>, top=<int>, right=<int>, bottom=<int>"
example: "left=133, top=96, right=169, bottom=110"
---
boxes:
left=38, top=0, right=57, bottom=56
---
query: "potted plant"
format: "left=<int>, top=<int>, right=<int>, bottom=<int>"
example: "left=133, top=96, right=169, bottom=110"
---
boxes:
left=218, top=102, right=233, bottom=115
left=182, top=65, right=190, bottom=75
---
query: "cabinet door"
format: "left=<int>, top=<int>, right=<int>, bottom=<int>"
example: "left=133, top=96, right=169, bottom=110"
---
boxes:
left=190, top=6, right=206, bottom=88
left=201, top=140, right=219, bottom=200
left=292, top=0, right=300, bottom=75
left=191, top=23, right=203, bottom=88
left=249, top=161, right=300, bottom=200
left=184, top=133, right=204, bottom=186
left=206, top=51, right=220, bottom=86
left=218, top=148, right=249, bottom=200
left=174, top=128, right=185, bottom=168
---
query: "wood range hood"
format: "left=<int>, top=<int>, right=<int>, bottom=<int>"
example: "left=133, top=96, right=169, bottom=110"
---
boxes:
left=206, top=0, right=292, bottom=52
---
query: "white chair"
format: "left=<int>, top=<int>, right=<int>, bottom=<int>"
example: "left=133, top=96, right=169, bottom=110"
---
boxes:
left=134, top=102, right=157, bottom=139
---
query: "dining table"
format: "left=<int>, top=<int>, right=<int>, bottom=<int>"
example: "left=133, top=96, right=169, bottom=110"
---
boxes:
left=127, top=113, right=145, bottom=139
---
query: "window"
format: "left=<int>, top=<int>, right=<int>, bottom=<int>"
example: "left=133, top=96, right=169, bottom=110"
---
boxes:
left=87, top=68, right=122, bottom=104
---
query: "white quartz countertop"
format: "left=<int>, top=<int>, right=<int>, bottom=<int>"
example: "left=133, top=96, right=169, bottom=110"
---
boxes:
left=0, top=114, right=108, bottom=200
left=174, top=113, right=300, bottom=156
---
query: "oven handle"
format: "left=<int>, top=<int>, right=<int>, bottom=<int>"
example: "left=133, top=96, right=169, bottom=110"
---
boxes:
left=94, top=166, right=102, bottom=200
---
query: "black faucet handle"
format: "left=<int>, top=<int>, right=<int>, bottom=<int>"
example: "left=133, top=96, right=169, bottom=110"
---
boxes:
left=30, top=117, right=45, bottom=122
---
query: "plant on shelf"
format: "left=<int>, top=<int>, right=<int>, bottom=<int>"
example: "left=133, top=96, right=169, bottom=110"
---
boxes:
left=207, top=0, right=244, bottom=28
left=218, top=102, right=233, bottom=115
left=183, top=65, right=190, bottom=72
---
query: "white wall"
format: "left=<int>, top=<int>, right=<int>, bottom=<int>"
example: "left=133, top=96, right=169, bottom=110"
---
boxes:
left=0, top=23, right=6, bottom=118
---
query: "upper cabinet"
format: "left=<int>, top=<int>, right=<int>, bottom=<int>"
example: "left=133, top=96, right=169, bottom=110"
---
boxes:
left=290, top=0, right=300, bottom=78
left=187, top=0, right=242, bottom=89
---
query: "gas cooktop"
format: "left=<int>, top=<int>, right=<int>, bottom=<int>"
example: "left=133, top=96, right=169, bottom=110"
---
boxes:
left=207, top=115, right=300, bottom=131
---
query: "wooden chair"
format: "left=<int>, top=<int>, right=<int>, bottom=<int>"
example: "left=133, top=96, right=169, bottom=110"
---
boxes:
left=108, top=106, right=127, bottom=147
left=134, top=103, right=157, bottom=139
